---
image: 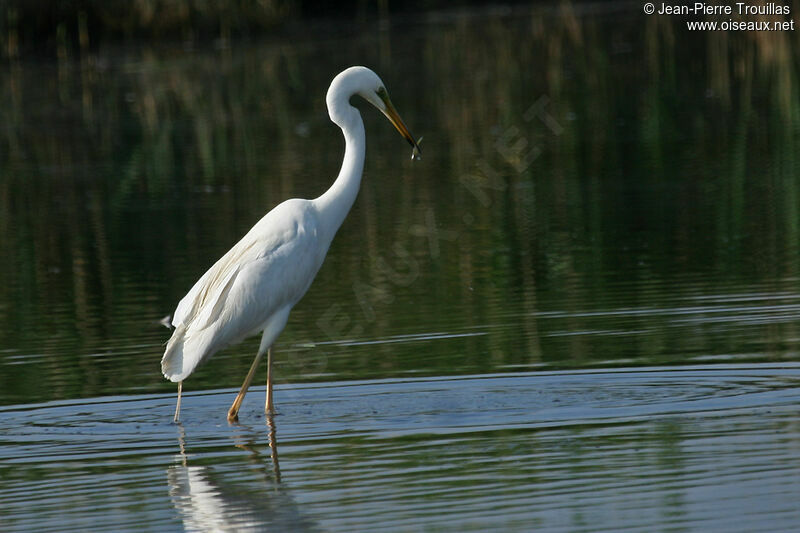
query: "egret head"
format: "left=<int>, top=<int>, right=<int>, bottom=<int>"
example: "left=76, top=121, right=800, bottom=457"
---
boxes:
left=327, top=66, right=422, bottom=160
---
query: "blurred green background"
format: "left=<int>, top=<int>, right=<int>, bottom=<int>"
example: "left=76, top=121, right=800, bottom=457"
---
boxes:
left=1, top=1, right=800, bottom=405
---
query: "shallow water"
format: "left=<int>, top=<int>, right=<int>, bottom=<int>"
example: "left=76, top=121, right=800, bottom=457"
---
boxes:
left=2, top=2, right=800, bottom=531
left=3, top=366, right=800, bottom=532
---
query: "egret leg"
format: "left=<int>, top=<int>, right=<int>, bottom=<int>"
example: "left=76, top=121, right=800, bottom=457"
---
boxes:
left=227, top=349, right=266, bottom=422
left=173, top=381, right=183, bottom=422
left=266, top=347, right=275, bottom=414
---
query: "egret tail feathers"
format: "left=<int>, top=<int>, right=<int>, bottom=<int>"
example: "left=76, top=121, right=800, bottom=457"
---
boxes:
left=162, top=324, right=189, bottom=382
left=162, top=323, right=224, bottom=382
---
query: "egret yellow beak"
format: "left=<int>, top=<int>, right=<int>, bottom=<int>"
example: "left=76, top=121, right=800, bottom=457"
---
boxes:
left=377, top=90, right=422, bottom=160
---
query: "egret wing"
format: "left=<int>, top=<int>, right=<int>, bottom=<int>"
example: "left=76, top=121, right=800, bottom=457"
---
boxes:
left=162, top=199, right=327, bottom=381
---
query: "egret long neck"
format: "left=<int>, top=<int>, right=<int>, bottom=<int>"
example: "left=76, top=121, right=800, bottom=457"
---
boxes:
left=314, top=105, right=366, bottom=238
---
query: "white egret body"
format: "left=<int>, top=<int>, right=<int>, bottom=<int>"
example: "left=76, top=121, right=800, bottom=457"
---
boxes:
left=161, top=66, right=420, bottom=422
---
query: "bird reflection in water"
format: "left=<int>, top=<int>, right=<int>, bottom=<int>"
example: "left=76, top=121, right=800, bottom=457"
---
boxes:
left=167, top=415, right=316, bottom=531
left=232, top=414, right=281, bottom=484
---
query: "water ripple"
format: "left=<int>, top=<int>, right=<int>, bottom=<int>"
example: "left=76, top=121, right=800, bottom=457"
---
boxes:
left=2, top=366, right=800, bottom=531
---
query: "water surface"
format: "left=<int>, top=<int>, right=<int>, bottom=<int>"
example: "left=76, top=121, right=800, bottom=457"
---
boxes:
left=3, top=366, right=800, bottom=531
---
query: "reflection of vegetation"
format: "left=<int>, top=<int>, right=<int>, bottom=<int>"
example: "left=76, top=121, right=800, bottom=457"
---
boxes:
left=1, top=0, right=294, bottom=57
left=1, top=3, right=800, bottom=404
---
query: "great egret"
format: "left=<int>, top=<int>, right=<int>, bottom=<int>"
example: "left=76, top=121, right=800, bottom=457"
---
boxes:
left=161, top=66, right=421, bottom=422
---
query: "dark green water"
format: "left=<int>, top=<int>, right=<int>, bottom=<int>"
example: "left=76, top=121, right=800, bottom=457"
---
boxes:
left=2, top=3, right=800, bottom=531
